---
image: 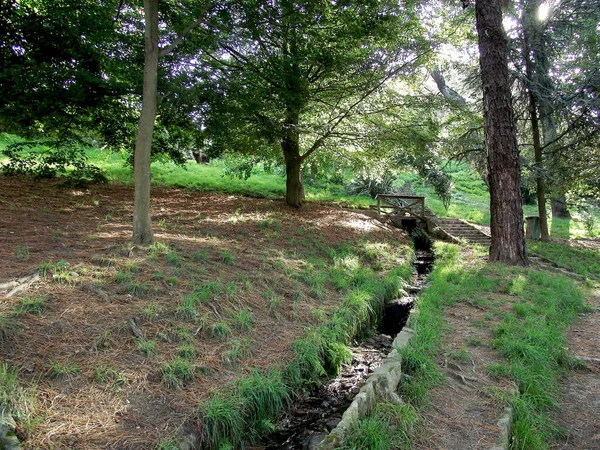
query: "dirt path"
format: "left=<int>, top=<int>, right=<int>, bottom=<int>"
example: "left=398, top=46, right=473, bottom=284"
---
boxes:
left=551, top=289, right=600, bottom=450
left=414, top=297, right=512, bottom=450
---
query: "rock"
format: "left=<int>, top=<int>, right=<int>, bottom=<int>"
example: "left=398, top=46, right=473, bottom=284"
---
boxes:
left=325, top=418, right=341, bottom=431
left=0, top=412, right=22, bottom=450
left=127, top=318, right=144, bottom=339
left=302, top=432, right=328, bottom=450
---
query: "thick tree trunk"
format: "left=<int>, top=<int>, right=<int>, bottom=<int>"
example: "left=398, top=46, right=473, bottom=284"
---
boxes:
left=282, top=135, right=304, bottom=208
left=476, top=0, right=528, bottom=265
left=132, top=0, right=159, bottom=245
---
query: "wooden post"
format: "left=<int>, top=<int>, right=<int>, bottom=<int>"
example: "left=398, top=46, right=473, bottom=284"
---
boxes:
left=377, top=196, right=381, bottom=215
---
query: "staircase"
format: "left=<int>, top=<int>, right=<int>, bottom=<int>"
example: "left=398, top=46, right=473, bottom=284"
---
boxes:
left=434, top=218, right=491, bottom=246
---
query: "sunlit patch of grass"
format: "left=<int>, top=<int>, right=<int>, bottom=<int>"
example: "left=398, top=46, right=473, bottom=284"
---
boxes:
left=527, top=240, right=600, bottom=280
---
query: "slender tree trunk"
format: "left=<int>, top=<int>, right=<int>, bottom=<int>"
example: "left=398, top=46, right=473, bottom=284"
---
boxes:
left=524, top=29, right=550, bottom=242
left=529, top=99, right=550, bottom=241
left=476, top=0, right=528, bottom=265
left=132, top=0, right=159, bottom=245
left=310, top=164, right=317, bottom=184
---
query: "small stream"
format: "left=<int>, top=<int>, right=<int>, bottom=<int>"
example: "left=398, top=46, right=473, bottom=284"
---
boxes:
left=257, top=237, right=434, bottom=450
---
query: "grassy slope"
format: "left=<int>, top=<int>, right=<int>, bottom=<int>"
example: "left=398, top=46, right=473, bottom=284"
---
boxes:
left=342, top=242, right=591, bottom=450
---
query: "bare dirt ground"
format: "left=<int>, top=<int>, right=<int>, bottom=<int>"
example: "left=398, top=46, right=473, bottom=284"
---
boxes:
left=0, top=176, right=409, bottom=449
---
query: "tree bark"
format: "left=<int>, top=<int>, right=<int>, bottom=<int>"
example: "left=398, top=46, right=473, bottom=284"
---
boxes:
left=476, top=0, right=528, bottom=265
left=282, top=132, right=305, bottom=208
left=132, top=0, right=159, bottom=245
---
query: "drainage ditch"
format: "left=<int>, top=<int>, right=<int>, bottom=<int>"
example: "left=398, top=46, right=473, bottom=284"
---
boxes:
left=258, top=235, right=434, bottom=450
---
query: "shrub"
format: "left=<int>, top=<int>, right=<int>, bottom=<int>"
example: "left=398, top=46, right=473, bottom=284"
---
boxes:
left=1, top=140, right=107, bottom=186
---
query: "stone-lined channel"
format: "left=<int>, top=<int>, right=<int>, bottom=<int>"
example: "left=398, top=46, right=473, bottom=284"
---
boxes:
left=257, top=240, right=434, bottom=450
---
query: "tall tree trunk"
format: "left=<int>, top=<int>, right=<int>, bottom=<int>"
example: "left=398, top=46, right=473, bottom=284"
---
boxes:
left=282, top=133, right=304, bottom=208
left=524, top=26, right=550, bottom=242
left=476, top=0, right=528, bottom=265
left=132, top=0, right=159, bottom=245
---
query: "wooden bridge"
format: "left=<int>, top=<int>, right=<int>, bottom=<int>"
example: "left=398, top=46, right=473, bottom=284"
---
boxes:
left=372, top=194, right=426, bottom=220
left=372, top=194, right=491, bottom=245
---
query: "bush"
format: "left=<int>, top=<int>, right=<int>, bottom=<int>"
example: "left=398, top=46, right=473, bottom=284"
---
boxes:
left=346, top=170, right=397, bottom=198
left=1, top=140, right=107, bottom=186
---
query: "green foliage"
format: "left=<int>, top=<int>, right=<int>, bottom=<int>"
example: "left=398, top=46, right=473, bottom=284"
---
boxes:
left=13, top=243, right=30, bottom=262
left=176, top=344, right=197, bottom=361
left=1, top=141, right=107, bottom=186
left=39, top=259, right=77, bottom=284
left=198, top=395, right=246, bottom=450
left=231, top=309, right=254, bottom=332
left=346, top=169, right=397, bottom=199
left=221, top=338, right=253, bottom=368
left=220, top=251, right=235, bottom=266
left=0, top=312, right=20, bottom=344
left=137, top=338, right=157, bottom=357
left=93, top=366, right=128, bottom=387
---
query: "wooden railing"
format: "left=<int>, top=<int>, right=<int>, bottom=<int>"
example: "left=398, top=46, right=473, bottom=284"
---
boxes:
left=374, top=194, right=426, bottom=219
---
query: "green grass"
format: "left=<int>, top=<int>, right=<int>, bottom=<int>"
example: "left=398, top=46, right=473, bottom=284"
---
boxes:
left=342, top=402, right=419, bottom=450
left=488, top=270, right=588, bottom=449
left=210, top=321, right=232, bottom=340
left=85, top=149, right=374, bottom=206
left=160, top=358, right=196, bottom=389
left=231, top=309, right=254, bottom=332
left=93, top=366, right=129, bottom=387
left=137, top=337, right=157, bottom=357
left=0, top=362, right=34, bottom=429
left=14, top=296, right=47, bottom=316
left=47, top=360, right=80, bottom=379
left=221, top=338, right=253, bottom=368
left=527, top=240, right=600, bottom=280
left=0, top=312, right=20, bottom=344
